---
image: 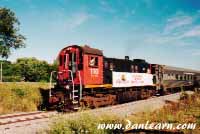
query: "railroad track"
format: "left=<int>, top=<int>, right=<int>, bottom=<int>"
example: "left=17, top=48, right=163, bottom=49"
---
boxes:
left=0, top=91, right=193, bottom=126
left=61, top=92, right=194, bottom=120
left=0, top=111, right=57, bottom=126
left=0, top=95, right=163, bottom=126
left=0, top=91, right=194, bottom=134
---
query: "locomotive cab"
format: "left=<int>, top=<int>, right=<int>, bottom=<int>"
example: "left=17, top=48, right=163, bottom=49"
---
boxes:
left=57, top=45, right=103, bottom=87
left=49, top=45, right=103, bottom=110
left=57, top=45, right=83, bottom=86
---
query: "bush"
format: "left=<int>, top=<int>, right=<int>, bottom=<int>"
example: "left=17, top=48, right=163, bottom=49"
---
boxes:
left=0, top=82, right=49, bottom=114
left=47, top=113, right=124, bottom=134
left=2, top=76, right=22, bottom=82
left=43, top=92, right=200, bottom=134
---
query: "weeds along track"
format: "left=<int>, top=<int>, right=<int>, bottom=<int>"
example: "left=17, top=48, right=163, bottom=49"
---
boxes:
left=0, top=111, right=57, bottom=126
left=0, top=91, right=194, bottom=127
left=55, top=91, right=194, bottom=120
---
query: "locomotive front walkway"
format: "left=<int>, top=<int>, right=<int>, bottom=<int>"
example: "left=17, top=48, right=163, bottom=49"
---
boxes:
left=0, top=91, right=194, bottom=134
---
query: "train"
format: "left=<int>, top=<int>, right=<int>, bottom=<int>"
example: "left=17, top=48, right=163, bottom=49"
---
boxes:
left=48, top=45, right=200, bottom=111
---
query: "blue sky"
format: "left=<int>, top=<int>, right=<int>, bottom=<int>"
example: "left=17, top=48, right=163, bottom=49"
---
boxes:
left=0, top=0, right=200, bottom=70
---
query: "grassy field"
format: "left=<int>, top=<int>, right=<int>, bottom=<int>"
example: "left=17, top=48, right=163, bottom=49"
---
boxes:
left=0, top=82, right=49, bottom=115
left=45, top=91, right=200, bottom=134
left=127, top=91, right=200, bottom=133
left=45, top=114, right=124, bottom=134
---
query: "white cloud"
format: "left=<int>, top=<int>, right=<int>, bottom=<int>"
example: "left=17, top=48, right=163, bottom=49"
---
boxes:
left=180, top=26, right=200, bottom=38
left=144, top=34, right=190, bottom=46
left=65, top=12, right=91, bottom=31
left=162, top=10, right=200, bottom=41
left=100, top=0, right=116, bottom=13
left=164, top=12, right=193, bottom=34
left=191, top=49, right=200, bottom=56
left=135, top=10, right=200, bottom=47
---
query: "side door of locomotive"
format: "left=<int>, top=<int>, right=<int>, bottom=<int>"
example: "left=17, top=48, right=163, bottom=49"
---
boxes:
left=83, top=54, right=103, bottom=85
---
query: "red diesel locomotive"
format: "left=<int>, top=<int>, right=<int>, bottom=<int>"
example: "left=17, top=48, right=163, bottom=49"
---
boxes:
left=49, top=45, right=200, bottom=111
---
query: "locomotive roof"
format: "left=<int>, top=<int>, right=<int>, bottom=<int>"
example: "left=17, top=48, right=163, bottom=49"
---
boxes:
left=60, top=45, right=103, bottom=56
left=163, top=65, right=200, bottom=74
left=81, top=45, right=103, bottom=56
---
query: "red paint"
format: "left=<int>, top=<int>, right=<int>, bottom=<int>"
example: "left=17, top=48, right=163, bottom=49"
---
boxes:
left=83, top=54, right=103, bottom=85
left=57, top=45, right=103, bottom=86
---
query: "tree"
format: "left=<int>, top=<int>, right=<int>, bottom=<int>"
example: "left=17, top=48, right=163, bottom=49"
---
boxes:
left=0, top=8, right=25, bottom=58
left=1, top=60, right=12, bottom=76
left=14, top=57, right=53, bottom=82
left=0, top=57, right=58, bottom=82
left=0, top=60, right=21, bottom=81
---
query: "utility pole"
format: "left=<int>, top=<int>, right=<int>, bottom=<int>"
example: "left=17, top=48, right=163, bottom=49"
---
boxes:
left=0, top=62, right=2, bottom=82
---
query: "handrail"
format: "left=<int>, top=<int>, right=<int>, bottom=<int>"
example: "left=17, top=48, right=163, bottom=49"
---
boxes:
left=68, top=70, right=75, bottom=101
left=49, top=71, right=57, bottom=97
left=78, top=71, right=82, bottom=100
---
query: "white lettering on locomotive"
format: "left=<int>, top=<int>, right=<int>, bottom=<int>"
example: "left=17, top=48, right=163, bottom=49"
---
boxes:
left=112, top=72, right=153, bottom=87
left=90, top=68, right=99, bottom=76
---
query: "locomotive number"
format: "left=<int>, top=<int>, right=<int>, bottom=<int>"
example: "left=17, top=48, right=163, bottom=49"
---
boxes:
left=90, top=68, right=99, bottom=76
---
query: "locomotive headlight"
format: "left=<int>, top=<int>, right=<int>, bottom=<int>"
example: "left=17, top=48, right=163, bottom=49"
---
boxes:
left=66, top=85, right=70, bottom=89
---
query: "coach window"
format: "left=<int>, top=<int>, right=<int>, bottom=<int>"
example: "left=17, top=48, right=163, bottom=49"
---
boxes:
left=176, top=74, right=178, bottom=80
left=89, top=56, right=98, bottom=67
left=184, top=75, right=186, bottom=80
left=180, top=75, right=183, bottom=80
left=191, top=75, right=193, bottom=80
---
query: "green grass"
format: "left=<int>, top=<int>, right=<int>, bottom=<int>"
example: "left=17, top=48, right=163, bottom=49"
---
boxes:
left=44, top=113, right=124, bottom=134
left=0, top=82, right=49, bottom=114
left=128, top=91, right=200, bottom=134
left=46, top=91, right=200, bottom=134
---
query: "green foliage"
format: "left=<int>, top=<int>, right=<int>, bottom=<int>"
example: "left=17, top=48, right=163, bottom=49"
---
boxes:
left=14, top=57, right=50, bottom=82
left=13, top=88, right=27, bottom=97
left=1, top=57, right=58, bottom=82
left=0, top=8, right=25, bottom=58
left=47, top=113, right=123, bottom=134
left=128, top=92, right=200, bottom=134
left=2, top=75, right=21, bottom=82
left=180, top=91, right=189, bottom=100
left=46, top=92, right=200, bottom=134
left=0, top=82, right=49, bottom=114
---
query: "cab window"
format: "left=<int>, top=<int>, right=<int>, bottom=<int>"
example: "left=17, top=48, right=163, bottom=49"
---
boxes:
left=59, top=55, right=63, bottom=66
left=89, top=56, right=98, bottom=67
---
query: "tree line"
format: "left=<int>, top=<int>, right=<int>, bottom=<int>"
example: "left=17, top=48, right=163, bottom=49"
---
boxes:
left=1, top=57, right=57, bottom=82
left=0, top=8, right=58, bottom=82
